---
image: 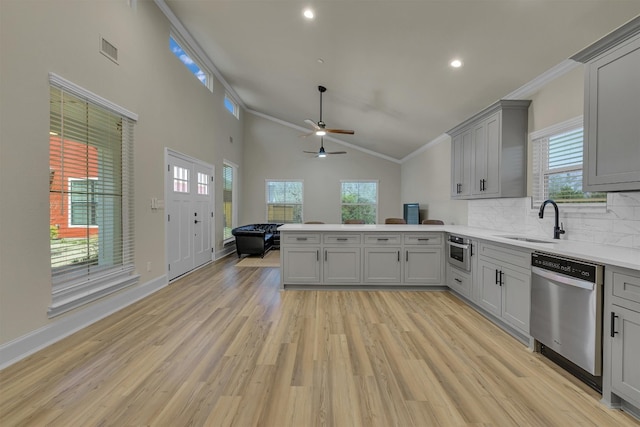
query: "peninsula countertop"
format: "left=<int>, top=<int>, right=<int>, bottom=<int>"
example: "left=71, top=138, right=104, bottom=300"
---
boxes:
left=278, top=224, right=640, bottom=271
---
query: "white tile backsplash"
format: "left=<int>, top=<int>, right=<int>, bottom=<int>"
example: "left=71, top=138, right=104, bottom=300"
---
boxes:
left=468, top=192, right=640, bottom=249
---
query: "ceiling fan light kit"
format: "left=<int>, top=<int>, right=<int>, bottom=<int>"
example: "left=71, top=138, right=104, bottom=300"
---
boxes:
left=301, top=85, right=355, bottom=138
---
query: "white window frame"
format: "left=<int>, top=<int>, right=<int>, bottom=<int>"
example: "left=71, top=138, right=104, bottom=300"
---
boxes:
left=265, top=179, right=304, bottom=224
left=224, top=93, right=239, bottom=119
left=223, top=160, right=238, bottom=242
left=340, top=180, right=379, bottom=224
left=68, top=177, right=99, bottom=228
left=530, top=116, right=606, bottom=213
left=169, top=31, right=213, bottom=92
left=48, top=73, right=139, bottom=318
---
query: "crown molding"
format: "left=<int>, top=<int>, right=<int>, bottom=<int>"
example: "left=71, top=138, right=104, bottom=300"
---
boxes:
left=503, top=59, right=580, bottom=100
left=154, top=0, right=245, bottom=109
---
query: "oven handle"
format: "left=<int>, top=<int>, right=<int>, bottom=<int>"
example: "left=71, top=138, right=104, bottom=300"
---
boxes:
left=447, top=241, right=470, bottom=251
left=531, top=266, right=595, bottom=291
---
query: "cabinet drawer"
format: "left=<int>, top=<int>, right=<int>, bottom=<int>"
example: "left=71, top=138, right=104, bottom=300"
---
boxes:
left=612, top=270, right=640, bottom=308
left=447, top=265, right=472, bottom=298
left=282, top=233, right=321, bottom=245
left=364, top=234, right=402, bottom=245
left=324, top=234, right=361, bottom=245
left=404, top=233, right=442, bottom=246
left=478, top=242, right=530, bottom=270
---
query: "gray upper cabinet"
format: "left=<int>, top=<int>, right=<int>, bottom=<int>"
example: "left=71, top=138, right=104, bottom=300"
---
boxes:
left=448, top=100, right=530, bottom=200
left=572, top=17, right=640, bottom=192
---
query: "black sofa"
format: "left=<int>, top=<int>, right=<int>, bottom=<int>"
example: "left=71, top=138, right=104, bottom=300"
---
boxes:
left=231, top=223, right=283, bottom=258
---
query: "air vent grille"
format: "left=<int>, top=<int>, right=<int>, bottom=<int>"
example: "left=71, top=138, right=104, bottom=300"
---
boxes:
left=100, top=36, right=118, bottom=64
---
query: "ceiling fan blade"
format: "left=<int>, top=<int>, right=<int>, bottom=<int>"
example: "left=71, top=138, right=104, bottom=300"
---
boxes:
left=327, top=151, right=347, bottom=155
left=326, top=129, right=355, bottom=135
left=299, top=131, right=315, bottom=138
left=303, top=150, right=317, bottom=154
left=304, top=119, right=320, bottom=129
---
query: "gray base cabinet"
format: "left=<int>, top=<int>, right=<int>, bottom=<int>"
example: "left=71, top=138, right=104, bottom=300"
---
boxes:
left=448, top=100, right=530, bottom=199
left=572, top=17, right=640, bottom=192
left=604, top=266, right=640, bottom=413
left=476, top=242, right=531, bottom=335
left=280, top=230, right=443, bottom=288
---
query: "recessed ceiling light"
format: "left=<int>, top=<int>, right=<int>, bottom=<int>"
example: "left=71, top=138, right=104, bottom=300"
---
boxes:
left=303, top=8, right=314, bottom=19
left=450, top=59, right=463, bottom=68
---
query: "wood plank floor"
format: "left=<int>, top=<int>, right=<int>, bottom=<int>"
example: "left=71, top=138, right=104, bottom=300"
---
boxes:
left=1, top=255, right=638, bottom=426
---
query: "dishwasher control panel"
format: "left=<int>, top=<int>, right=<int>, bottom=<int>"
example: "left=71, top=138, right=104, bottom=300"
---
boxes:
left=532, top=252, right=598, bottom=283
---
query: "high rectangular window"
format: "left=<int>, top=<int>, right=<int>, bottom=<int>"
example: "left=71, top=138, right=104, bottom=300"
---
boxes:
left=224, top=94, right=239, bottom=119
left=266, top=180, right=303, bottom=223
left=341, top=181, right=378, bottom=224
left=170, top=34, right=212, bottom=91
left=49, top=75, right=138, bottom=317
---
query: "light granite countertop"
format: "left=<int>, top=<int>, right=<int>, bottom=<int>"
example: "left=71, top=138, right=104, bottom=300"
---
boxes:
left=278, top=224, right=640, bottom=271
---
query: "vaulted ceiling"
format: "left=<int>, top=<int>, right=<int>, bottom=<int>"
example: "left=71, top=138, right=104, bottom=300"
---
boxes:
left=161, top=1, right=640, bottom=161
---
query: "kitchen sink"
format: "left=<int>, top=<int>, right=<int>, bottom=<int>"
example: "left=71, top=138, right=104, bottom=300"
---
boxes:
left=497, top=235, right=557, bottom=244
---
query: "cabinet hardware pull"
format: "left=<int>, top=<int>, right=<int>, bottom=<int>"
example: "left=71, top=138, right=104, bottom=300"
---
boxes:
left=296, top=237, right=308, bottom=241
left=324, top=250, right=327, bottom=262
left=495, top=269, right=499, bottom=285
left=377, top=238, right=389, bottom=241
left=454, top=278, right=462, bottom=283
left=457, top=183, right=461, bottom=194
left=316, top=250, right=319, bottom=261
left=417, top=238, right=430, bottom=241
left=397, top=251, right=400, bottom=262
left=611, top=312, right=619, bottom=337
left=336, top=238, right=348, bottom=241
left=406, top=251, right=408, bottom=262
left=499, top=270, right=503, bottom=286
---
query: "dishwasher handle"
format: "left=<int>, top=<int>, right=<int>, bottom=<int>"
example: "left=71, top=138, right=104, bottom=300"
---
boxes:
left=531, top=266, right=595, bottom=290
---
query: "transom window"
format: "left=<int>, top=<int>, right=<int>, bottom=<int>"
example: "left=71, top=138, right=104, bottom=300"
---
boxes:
left=532, top=119, right=606, bottom=205
left=266, top=180, right=303, bottom=223
left=169, top=34, right=212, bottom=91
left=340, top=181, right=378, bottom=224
left=224, top=94, right=239, bottom=119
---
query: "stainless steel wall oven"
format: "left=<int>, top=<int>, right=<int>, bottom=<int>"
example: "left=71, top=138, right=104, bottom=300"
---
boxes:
left=447, top=234, right=472, bottom=272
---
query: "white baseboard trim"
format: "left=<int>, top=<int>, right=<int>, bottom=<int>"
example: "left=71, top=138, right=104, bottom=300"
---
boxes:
left=0, top=274, right=168, bottom=370
left=216, top=246, right=236, bottom=260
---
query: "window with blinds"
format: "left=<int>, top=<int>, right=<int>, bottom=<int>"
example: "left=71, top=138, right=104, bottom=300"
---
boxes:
left=532, top=126, right=606, bottom=205
left=223, top=162, right=237, bottom=241
left=266, top=180, right=303, bottom=223
left=49, top=75, right=138, bottom=317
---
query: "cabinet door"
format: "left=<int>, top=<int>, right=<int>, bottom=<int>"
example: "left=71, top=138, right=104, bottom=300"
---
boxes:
left=363, top=247, right=401, bottom=283
left=501, top=265, right=531, bottom=334
left=404, top=248, right=442, bottom=284
left=585, top=35, right=640, bottom=191
left=451, top=130, right=472, bottom=198
left=283, top=247, right=320, bottom=284
left=478, top=259, right=501, bottom=317
left=323, top=247, right=361, bottom=284
left=611, top=305, right=640, bottom=405
left=471, top=120, right=487, bottom=196
left=483, top=113, right=501, bottom=197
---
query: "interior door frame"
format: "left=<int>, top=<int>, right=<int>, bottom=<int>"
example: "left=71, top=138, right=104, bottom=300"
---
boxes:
left=164, top=148, right=215, bottom=281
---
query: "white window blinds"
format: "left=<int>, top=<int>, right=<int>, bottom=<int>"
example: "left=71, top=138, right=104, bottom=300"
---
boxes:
left=532, top=127, right=606, bottom=205
left=49, top=76, right=138, bottom=317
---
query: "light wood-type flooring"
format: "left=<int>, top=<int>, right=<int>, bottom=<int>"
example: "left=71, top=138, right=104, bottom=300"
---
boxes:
left=1, top=255, right=639, bottom=426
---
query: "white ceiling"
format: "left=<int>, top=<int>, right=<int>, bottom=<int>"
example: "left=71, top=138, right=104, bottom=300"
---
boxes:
left=161, top=0, right=640, bottom=161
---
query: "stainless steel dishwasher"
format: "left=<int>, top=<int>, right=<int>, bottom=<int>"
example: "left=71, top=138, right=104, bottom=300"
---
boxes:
left=530, top=252, right=604, bottom=390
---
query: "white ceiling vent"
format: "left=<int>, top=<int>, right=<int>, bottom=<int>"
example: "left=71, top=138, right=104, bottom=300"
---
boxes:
left=100, top=36, right=118, bottom=64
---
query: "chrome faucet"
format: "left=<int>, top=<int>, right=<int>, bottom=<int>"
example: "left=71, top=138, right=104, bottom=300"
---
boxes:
left=538, top=199, right=565, bottom=239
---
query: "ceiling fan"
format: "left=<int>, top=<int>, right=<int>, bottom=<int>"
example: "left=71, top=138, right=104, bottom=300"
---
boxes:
left=304, top=137, right=346, bottom=158
left=301, top=85, right=355, bottom=137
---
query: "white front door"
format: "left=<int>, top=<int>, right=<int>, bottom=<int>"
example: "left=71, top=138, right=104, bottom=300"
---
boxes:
left=166, top=151, right=214, bottom=281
